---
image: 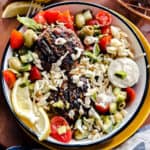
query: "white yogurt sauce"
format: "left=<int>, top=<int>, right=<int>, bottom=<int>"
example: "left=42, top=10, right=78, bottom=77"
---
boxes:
left=108, top=58, right=140, bottom=88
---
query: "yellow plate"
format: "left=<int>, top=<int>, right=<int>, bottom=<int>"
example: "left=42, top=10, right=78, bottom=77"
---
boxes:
left=100, top=13, right=150, bottom=150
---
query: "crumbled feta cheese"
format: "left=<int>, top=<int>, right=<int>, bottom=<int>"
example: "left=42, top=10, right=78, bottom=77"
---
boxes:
left=120, top=38, right=129, bottom=48
left=120, top=31, right=128, bottom=38
left=111, top=26, right=121, bottom=39
left=72, top=75, right=84, bottom=87
left=72, top=75, right=80, bottom=83
left=55, top=51, right=69, bottom=67
left=84, top=36, right=98, bottom=45
left=68, top=110, right=75, bottom=119
left=88, top=107, right=100, bottom=120
left=79, top=106, right=84, bottom=115
left=55, top=37, right=67, bottom=45
left=110, top=38, right=122, bottom=47
left=97, top=93, right=115, bottom=103
left=106, top=46, right=117, bottom=55
left=49, top=52, right=69, bottom=88
left=71, top=47, right=83, bottom=60
left=32, top=52, right=43, bottom=70
left=121, top=109, right=128, bottom=117
left=78, top=81, right=84, bottom=87
left=84, top=97, right=91, bottom=107
left=85, top=88, right=98, bottom=97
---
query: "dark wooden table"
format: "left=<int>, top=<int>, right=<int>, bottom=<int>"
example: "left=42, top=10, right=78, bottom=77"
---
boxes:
left=0, top=0, right=150, bottom=149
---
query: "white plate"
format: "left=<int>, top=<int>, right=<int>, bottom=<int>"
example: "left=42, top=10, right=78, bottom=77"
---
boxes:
left=1, top=1, right=149, bottom=148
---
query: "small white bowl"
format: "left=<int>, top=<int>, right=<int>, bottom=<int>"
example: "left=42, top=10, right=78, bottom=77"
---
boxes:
left=1, top=1, right=149, bottom=149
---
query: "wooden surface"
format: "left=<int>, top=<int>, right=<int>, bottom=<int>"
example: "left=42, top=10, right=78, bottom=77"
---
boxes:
left=0, top=0, right=150, bottom=149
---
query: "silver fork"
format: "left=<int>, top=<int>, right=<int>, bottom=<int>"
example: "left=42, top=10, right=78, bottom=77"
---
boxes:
left=26, top=0, right=43, bottom=17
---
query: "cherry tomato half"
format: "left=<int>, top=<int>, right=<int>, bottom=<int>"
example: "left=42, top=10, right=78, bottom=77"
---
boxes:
left=95, top=103, right=109, bottom=114
left=10, top=29, right=24, bottom=49
left=57, top=10, right=74, bottom=30
left=30, top=66, right=41, bottom=82
left=86, top=19, right=100, bottom=26
left=125, top=87, right=136, bottom=104
left=96, top=10, right=112, bottom=27
left=50, top=116, right=72, bottom=143
left=44, top=10, right=61, bottom=24
left=34, top=11, right=47, bottom=24
left=98, top=35, right=112, bottom=53
left=3, top=70, right=16, bottom=89
left=101, top=26, right=111, bottom=35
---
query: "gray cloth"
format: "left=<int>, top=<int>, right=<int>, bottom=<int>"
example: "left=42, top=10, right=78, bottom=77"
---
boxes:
left=115, top=125, right=150, bottom=150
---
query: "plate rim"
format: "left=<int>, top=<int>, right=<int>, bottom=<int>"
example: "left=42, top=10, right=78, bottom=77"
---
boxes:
left=0, top=1, right=149, bottom=148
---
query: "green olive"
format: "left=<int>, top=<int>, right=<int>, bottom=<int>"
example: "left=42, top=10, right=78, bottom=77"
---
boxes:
left=8, top=57, right=22, bottom=71
left=81, top=25, right=94, bottom=36
left=24, top=29, right=37, bottom=48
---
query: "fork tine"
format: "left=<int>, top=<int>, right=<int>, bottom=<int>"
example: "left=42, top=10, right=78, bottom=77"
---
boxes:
left=31, top=4, right=43, bottom=17
left=26, top=0, right=34, bottom=17
left=31, top=7, right=37, bottom=16
left=26, top=0, right=43, bottom=18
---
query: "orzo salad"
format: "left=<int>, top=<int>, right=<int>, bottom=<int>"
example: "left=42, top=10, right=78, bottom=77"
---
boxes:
left=3, top=9, right=140, bottom=143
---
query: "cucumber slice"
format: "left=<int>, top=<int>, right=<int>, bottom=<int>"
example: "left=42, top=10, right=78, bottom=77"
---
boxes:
left=75, top=13, right=85, bottom=29
left=83, top=10, right=93, bottom=21
left=19, top=64, right=31, bottom=72
left=20, top=52, right=33, bottom=64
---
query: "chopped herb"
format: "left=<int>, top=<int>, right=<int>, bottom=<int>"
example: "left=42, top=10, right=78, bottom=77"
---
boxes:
left=93, top=43, right=100, bottom=56
left=114, top=71, right=127, bottom=79
left=84, top=51, right=99, bottom=62
left=84, top=43, right=100, bottom=62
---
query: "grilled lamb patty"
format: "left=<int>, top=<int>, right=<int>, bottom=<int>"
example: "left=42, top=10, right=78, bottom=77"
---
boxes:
left=34, top=25, right=83, bottom=71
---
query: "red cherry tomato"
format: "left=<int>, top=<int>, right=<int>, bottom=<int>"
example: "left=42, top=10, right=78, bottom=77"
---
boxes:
left=30, top=66, right=41, bottom=82
left=95, top=103, right=109, bottom=114
left=101, top=26, right=111, bottom=35
left=98, top=35, right=112, bottom=53
left=50, top=116, right=72, bottom=143
left=57, top=10, right=74, bottom=30
left=10, top=29, right=24, bottom=49
left=86, top=19, right=100, bottom=26
left=44, top=10, right=61, bottom=24
left=96, top=10, right=112, bottom=27
left=125, top=87, right=136, bottom=104
left=34, top=11, right=47, bottom=24
left=3, top=70, right=16, bottom=89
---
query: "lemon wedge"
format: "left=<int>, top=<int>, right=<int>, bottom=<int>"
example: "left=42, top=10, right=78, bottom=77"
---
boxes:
left=34, top=107, right=51, bottom=141
left=2, top=1, right=41, bottom=18
left=11, top=78, right=38, bottom=125
left=12, top=78, right=50, bottom=141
